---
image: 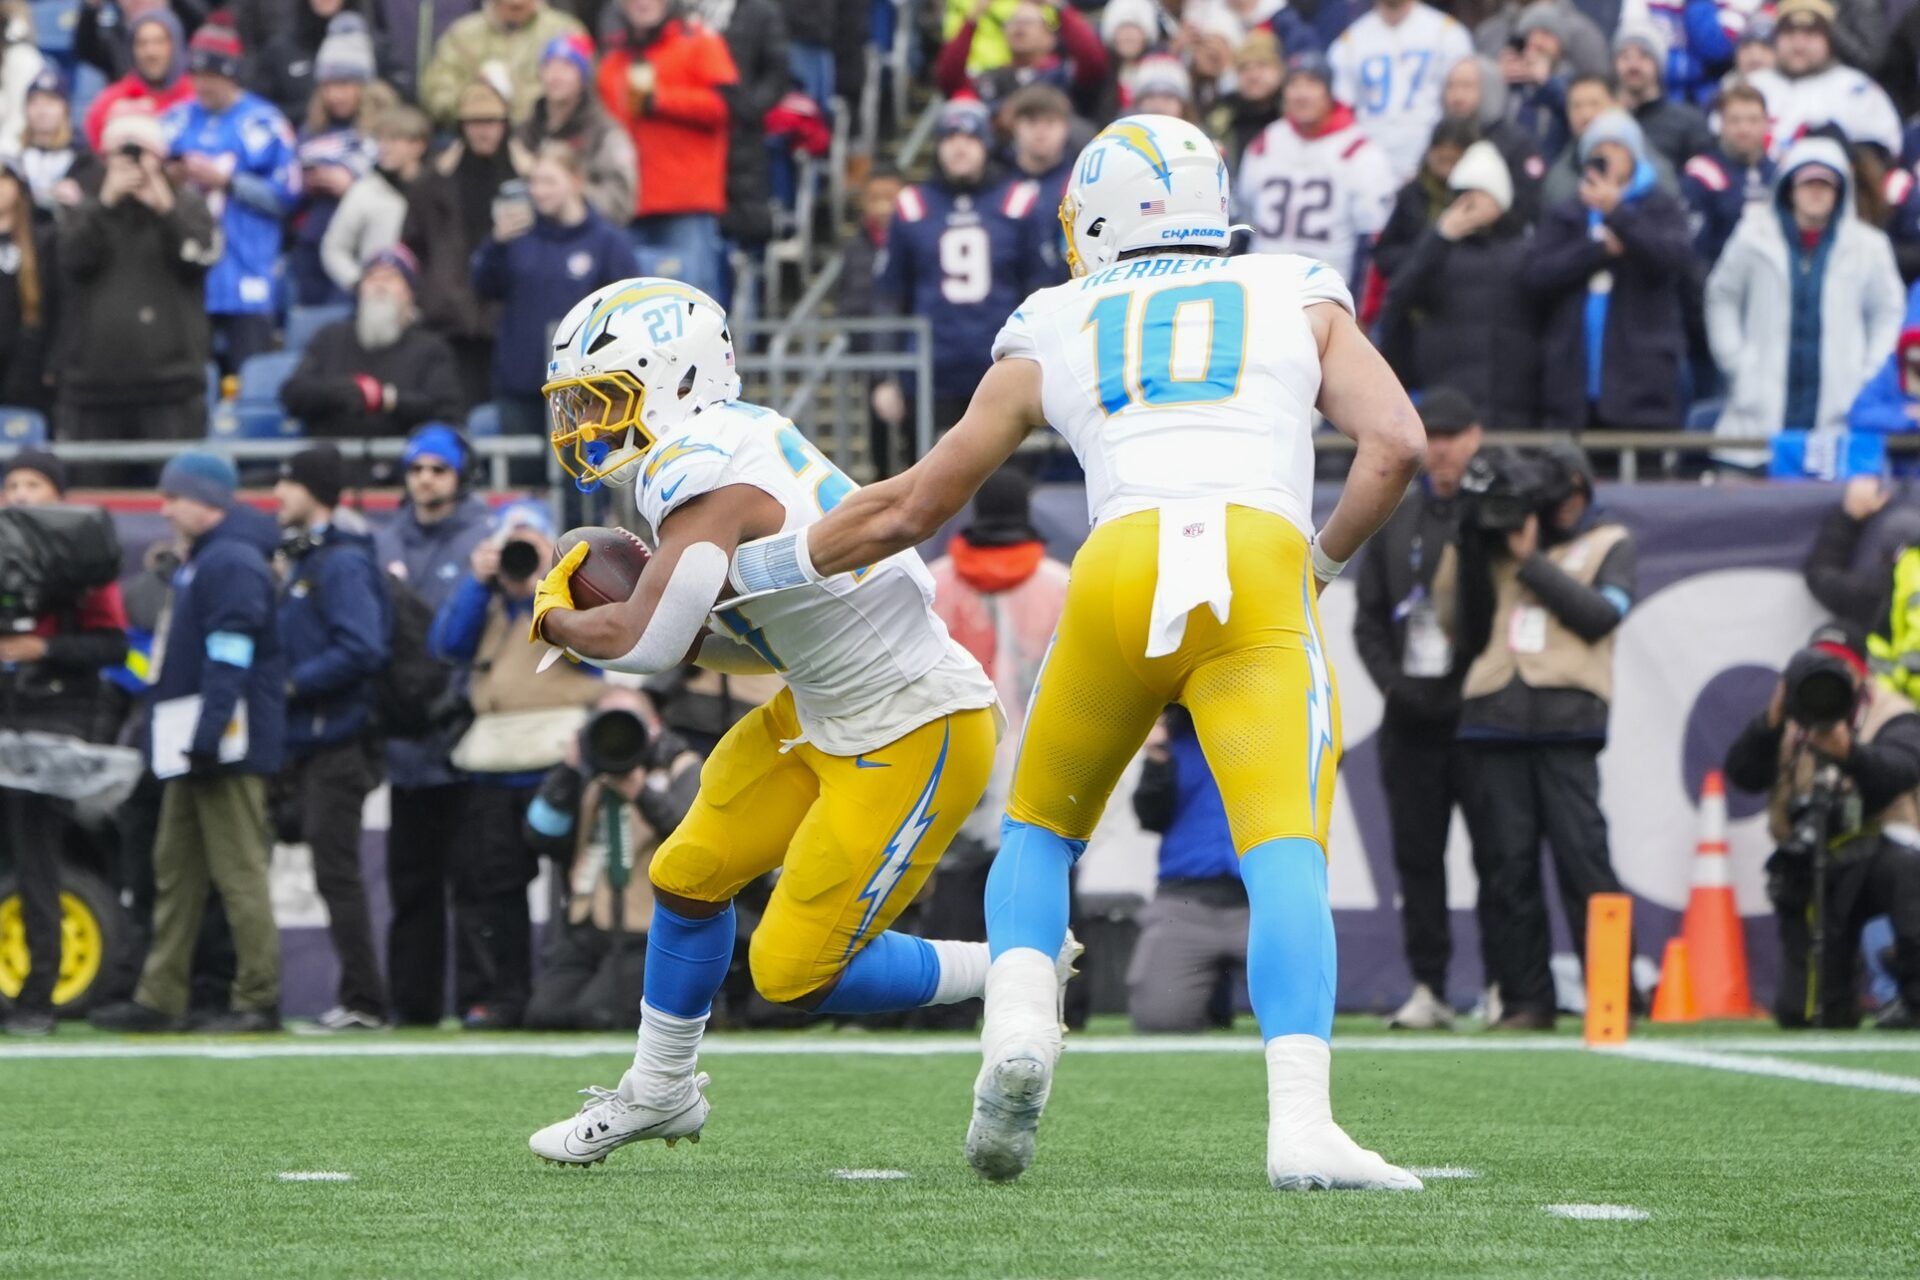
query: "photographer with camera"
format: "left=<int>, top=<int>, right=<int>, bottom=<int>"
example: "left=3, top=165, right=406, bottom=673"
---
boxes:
left=1726, top=625, right=1920, bottom=1029
left=1449, top=443, right=1638, bottom=1030
left=0, top=452, right=128, bottom=1036
left=428, top=499, right=601, bottom=1029
left=519, top=687, right=702, bottom=1030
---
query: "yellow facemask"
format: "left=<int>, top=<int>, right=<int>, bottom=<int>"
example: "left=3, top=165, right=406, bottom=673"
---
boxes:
left=545, top=371, right=655, bottom=485
left=1058, top=191, right=1088, bottom=279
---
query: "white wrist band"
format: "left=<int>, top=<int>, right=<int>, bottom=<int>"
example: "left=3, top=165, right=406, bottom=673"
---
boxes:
left=1309, top=534, right=1348, bottom=584
left=730, top=524, right=825, bottom=595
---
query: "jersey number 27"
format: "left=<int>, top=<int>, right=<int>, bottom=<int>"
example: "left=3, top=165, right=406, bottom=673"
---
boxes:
left=1084, top=280, right=1247, bottom=416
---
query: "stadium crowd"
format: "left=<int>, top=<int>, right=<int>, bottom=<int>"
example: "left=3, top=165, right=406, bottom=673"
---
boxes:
left=6, top=0, right=1920, bottom=1036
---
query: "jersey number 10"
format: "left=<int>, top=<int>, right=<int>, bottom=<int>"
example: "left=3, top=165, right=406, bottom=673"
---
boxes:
left=1084, top=280, right=1247, bottom=416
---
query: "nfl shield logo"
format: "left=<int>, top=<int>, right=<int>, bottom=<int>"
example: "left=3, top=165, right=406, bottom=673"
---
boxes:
left=567, top=251, right=593, bottom=278
left=1183, top=522, right=1205, bottom=538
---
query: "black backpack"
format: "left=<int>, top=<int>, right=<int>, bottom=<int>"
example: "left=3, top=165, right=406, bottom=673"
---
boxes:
left=375, top=571, right=452, bottom=738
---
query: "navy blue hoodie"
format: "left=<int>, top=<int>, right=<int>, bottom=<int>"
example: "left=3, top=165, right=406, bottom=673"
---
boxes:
left=470, top=208, right=638, bottom=397
left=278, top=523, right=392, bottom=755
left=150, top=507, right=287, bottom=775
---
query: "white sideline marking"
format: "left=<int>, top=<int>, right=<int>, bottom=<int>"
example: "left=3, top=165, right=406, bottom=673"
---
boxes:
left=3, top=1034, right=1915, bottom=1062
left=1609, top=1043, right=1920, bottom=1095
left=1407, top=1166, right=1478, bottom=1180
left=277, top=1171, right=352, bottom=1182
left=833, top=1169, right=910, bottom=1181
left=1545, top=1204, right=1648, bottom=1222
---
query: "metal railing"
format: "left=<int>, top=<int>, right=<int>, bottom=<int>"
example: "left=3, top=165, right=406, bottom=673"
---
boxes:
left=739, top=314, right=935, bottom=473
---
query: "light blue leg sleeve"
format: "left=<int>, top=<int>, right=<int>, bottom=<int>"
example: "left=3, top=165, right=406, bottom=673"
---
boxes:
left=984, top=816, right=1087, bottom=960
left=642, top=904, right=736, bottom=1019
left=1241, top=837, right=1336, bottom=1043
left=812, top=932, right=941, bottom=1014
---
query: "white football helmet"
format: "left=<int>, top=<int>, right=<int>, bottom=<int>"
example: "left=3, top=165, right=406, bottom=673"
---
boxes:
left=1057, top=114, right=1233, bottom=278
left=543, top=277, right=742, bottom=488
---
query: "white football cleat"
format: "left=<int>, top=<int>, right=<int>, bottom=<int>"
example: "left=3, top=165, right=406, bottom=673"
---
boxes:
left=1386, top=983, right=1455, bottom=1031
left=528, top=1072, right=711, bottom=1166
left=1054, top=929, right=1085, bottom=1030
left=966, top=937, right=1081, bottom=1184
left=1265, top=1034, right=1422, bottom=1193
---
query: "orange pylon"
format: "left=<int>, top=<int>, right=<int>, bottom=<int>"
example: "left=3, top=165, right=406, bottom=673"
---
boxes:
left=1680, top=771, right=1755, bottom=1018
left=1650, top=938, right=1699, bottom=1022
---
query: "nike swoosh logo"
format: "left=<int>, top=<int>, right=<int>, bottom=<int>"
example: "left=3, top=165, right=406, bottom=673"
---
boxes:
left=855, top=756, right=890, bottom=769
left=660, top=476, right=688, bottom=504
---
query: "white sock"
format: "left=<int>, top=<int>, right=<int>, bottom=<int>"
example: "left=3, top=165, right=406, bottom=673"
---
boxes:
left=620, top=1000, right=706, bottom=1106
left=1265, top=1033, right=1334, bottom=1139
left=926, top=939, right=990, bottom=1005
left=979, top=948, right=1061, bottom=1067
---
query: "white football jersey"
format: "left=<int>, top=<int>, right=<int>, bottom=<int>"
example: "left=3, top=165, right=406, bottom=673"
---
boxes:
left=991, top=251, right=1353, bottom=537
left=1747, top=65, right=1902, bottom=160
left=632, top=401, right=997, bottom=755
left=1236, top=117, right=1399, bottom=283
left=1328, top=4, right=1472, bottom=183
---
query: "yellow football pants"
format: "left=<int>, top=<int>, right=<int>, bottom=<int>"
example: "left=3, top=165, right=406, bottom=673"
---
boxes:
left=649, top=688, right=997, bottom=1002
left=1006, top=505, right=1340, bottom=854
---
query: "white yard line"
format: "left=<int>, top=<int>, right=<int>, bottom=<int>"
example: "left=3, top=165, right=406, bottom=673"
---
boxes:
left=1544, top=1204, right=1649, bottom=1221
left=1, top=1033, right=1914, bottom=1063
left=1608, top=1042, right=1920, bottom=1095
left=276, top=1171, right=353, bottom=1182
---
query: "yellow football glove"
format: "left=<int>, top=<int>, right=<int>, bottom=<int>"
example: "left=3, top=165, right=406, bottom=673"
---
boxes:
left=529, top=541, right=589, bottom=644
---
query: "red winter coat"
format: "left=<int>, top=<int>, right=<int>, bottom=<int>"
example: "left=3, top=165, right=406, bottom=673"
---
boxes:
left=82, top=74, right=194, bottom=151
left=597, top=18, right=738, bottom=219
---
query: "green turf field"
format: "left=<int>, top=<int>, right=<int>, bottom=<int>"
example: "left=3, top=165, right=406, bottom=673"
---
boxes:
left=4, top=1024, right=1917, bottom=1279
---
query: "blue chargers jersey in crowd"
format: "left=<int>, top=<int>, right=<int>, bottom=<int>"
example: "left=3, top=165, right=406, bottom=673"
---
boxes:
left=164, top=91, right=302, bottom=316
left=875, top=175, right=1058, bottom=406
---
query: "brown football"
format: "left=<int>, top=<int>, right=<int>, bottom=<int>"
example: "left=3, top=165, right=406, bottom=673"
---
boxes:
left=554, top=526, right=652, bottom=610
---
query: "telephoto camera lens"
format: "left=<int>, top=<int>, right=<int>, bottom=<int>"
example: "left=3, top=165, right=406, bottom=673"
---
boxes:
left=580, top=708, right=650, bottom=776
left=497, top=538, right=541, bottom=583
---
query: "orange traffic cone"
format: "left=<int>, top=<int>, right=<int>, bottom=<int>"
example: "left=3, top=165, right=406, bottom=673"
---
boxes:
left=1679, top=771, right=1755, bottom=1018
left=1650, top=938, right=1699, bottom=1022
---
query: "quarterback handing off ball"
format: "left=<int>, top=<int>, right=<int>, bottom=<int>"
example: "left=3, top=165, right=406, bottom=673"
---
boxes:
left=553, top=526, right=651, bottom=610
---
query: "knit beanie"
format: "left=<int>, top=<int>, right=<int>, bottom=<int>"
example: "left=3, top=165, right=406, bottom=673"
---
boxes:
left=315, top=13, right=377, bottom=85
left=188, top=10, right=244, bottom=80
left=2, top=447, right=67, bottom=495
left=1448, top=140, right=1515, bottom=213
left=102, top=101, right=168, bottom=157
left=280, top=445, right=347, bottom=508
left=542, top=33, right=595, bottom=86
left=159, top=451, right=238, bottom=509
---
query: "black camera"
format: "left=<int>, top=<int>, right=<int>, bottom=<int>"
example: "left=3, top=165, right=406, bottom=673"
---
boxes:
left=0, top=506, right=123, bottom=631
left=497, top=537, right=542, bottom=584
left=1458, top=447, right=1561, bottom=537
left=1781, top=647, right=1857, bottom=729
left=579, top=707, right=651, bottom=777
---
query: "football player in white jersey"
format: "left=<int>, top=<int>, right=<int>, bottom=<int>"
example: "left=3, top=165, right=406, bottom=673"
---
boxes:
left=1328, top=0, right=1473, bottom=183
left=727, top=117, right=1428, bottom=1191
left=521, top=278, right=1077, bottom=1166
left=1237, top=54, right=1399, bottom=283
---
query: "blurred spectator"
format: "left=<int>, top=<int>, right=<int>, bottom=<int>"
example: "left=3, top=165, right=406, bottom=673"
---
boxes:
left=77, top=0, right=164, bottom=82
left=272, top=445, right=391, bottom=1031
left=1127, top=709, right=1246, bottom=1033
left=91, top=452, right=287, bottom=1035
left=371, top=423, right=492, bottom=1028
left=1885, top=4, right=1920, bottom=120
left=0, top=6, right=44, bottom=155
left=16, top=67, right=102, bottom=214
left=1001, top=84, right=1074, bottom=282
left=473, top=141, right=636, bottom=438
left=1800, top=476, right=1911, bottom=633
left=83, top=10, right=192, bottom=151
left=873, top=98, right=1051, bottom=439
left=0, top=159, right=56, bottom=411
left=1178, top=4, right=1243, bottom=117
left=1748, top=0, right=1900, bottom=159
left=54, top=106, right=216, bottom=444
left=1731, top=17, right=1776, bottom=80
left=1475, top=0, right=1608, bottom=79
left=164, top=16, right=301, bottom=373
left=402, top=74, right=529, bottom=406
left=520, top=688, right=702, bottom=1030
left=1681, top=81, right=1775, bottom=266
left=1097, top=0, right=1160, bottom=118
left=1127, top=52, right=1196, bottom=120
left=1439, top=57, right=1544, bottom=215
left=1452, top=445, right=1637, bottom=1031
left=1328, top=0, right=1472, bottom=183
left=1352, top=390, right=1484, bottom=1030
left=321, top=104, right=429, bottom=294
left=842, top=166, right=902, bottom=468
left=1613, top=19, right=1712, bottom=173
left=1373, top=116, right=1476, bottom=287
left=938, top=0, right=1108, bottom=117
left=1207, top=29, right=1285, bottom=166
left=517, top=34, right=637, bottom=227
left=1239, top=53, right=1397, bottom=284
left=1237, top=0, right=1363, bottom=57
left=1525, top=110, right=1692, bottom=432
left=702, top=0, right=785, bottom=251
left=1486, top=22, right=1568, bottom=160
left=1854, top=143, right=1920, bottom=285
left=598, top=0, right=736, bottom=301
left=288, top=16, right=391, bottom=308
left=1708, top=135, right=1902, bottom=452
left=777, top=0, right=868, bottom=114
left=1538, top=73, right=1679, bottom=207
left=282, top=245, right=461, bottom=442
left=428, top=500, right=603, bottom=1029
left=0, top=453, right=128, bottom=1037
left=1384, top=142, right=1539, bottom=426
left=922, top=468, right=1068, bottom=1025
left=254, top=3, right=401, bottom=123
left=421, top=0, right=588, bottom=127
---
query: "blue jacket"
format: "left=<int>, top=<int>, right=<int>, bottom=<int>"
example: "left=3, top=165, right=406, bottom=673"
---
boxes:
left=164, top=91, right=302, bottom=316
left=150, top=507, right=287, bottom=775
left=1156, top=726, right=1240, bottom=883
left=278, top=524, right=391, bottom=755
left=1848, top=281, right=1920, bottom=435
left=470, top=210, right=638, bottom=396
left=372, top=494, right=493, bottom=788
